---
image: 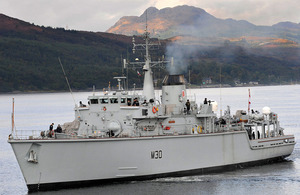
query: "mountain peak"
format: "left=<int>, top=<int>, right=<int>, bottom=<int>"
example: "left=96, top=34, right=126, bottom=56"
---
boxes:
left=106, top=5, right=299, bottom=41
left=272, top=21, right=300, bottom=30
left=106, top=5, right=215, bottom=37
left=141, top=7, right=159, bottom=17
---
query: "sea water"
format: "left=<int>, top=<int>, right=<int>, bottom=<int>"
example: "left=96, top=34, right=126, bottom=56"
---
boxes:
left=0, top=85, right=299, bottom=195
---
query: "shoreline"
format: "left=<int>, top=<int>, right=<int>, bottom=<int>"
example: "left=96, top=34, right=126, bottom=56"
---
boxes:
left=1, top=83, right=299, bottom=95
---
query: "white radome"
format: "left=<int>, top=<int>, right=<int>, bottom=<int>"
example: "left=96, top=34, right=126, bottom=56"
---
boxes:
left=262, top=106, right=271, bottom=115
left=211, top=101, right=218, bottom=112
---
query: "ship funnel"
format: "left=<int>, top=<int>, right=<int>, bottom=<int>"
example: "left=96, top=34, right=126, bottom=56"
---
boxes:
left=162, top=74, right=185, bottom=86
left=162, top=74, right=187, bottom=115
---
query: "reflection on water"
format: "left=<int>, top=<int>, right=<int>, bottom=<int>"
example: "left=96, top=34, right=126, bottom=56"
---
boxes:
left=0, top=85, right=299, bottom=194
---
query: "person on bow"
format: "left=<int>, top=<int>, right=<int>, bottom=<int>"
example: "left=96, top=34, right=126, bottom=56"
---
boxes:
left=55, top=124, right=62, bottom=133
left=49, top=123, right=54, bottom=131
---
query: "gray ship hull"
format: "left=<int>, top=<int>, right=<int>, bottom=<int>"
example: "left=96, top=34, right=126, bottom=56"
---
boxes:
left=9, top=131, right=295, bottom=192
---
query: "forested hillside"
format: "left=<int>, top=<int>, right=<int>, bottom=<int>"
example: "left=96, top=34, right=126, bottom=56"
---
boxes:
left=0, top=13, right=138, bottom=92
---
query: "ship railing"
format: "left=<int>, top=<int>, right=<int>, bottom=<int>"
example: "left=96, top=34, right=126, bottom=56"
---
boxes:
left=10, top=129, right=44, bottom=140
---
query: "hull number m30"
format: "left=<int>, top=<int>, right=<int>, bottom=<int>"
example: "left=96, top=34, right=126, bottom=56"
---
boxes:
left=151, top=150, right=162, bottom=159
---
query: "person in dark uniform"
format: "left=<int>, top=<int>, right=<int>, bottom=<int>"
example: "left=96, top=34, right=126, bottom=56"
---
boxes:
left=49, top=123, right=54, bottom=131
left=142, top=100, right=148, bottom=106
left=79, top=101, right=86, bottom=107
left=48, top=123, right=54, bottom=137
left=55, top=124, right=62, bottom=133
left=186, top=99, right=191, bottom=113
left=132, top=98, right=139, bottom=106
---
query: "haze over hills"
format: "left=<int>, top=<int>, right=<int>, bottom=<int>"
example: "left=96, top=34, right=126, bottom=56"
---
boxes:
left=0, top=11, right=300, bottom=93
left=107, top=5, right=300, bottom=44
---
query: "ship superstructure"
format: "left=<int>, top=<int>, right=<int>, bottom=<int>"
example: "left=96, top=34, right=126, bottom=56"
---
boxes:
left=8, top=27, right=295, bottom=192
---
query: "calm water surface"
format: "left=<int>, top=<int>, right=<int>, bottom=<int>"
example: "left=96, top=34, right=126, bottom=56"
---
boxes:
left=0, top=85, right=299, bottom=195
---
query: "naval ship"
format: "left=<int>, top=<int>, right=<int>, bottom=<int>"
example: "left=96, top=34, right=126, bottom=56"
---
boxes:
left=8, top=28, right=295, bottom=192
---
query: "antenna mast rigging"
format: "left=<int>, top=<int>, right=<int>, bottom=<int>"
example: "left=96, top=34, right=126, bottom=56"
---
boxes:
left=123, top=10, right=168, bottom=101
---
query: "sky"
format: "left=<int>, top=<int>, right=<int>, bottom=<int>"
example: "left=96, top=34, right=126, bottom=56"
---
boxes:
left=0, top=0, right=299, bottom=32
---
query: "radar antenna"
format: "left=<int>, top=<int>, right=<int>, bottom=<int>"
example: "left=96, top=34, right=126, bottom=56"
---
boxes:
left=123, top=10, right=169, bottom=101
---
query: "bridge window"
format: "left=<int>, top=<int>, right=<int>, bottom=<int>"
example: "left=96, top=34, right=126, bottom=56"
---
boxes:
left=100, top=98, right=108, bottom=104
left=90, top=99, right=99, bottom=104
left=127, top=98, right=132, bottom=106
left=110, top=98, right=118, bottom=104
left=121, top=98, right=126, bottom=104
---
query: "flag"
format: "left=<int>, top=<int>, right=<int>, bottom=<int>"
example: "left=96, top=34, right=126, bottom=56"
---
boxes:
left=137, top=70, right=141, bottom=76
left=248, top=89, right=251, bottom=114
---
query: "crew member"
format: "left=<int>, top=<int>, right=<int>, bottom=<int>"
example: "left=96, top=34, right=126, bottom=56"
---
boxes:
left=55, top=124, right=62, bottom=133
left=49, top=123, right=54, bottom=131
left=79, top=101, right=86, bottom=107
left=132, top=98, right=139, bottom=106
left=48, top=123, right=54, bottom=138
left=142, top=100, right=148, bottom=106
left=186, top=99, right=191, bottom=113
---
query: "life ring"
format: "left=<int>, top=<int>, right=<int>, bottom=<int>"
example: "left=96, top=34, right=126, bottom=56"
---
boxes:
left=197, top=125, right=203, bottom=134
left=103, top=107, right=107, bottom=111
left=152, top=106, right=158, bottom=113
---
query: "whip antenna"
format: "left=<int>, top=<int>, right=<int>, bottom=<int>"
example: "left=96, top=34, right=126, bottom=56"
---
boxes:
left=11, top=98, right=15, bottom=136
left=219, top=63, right=222, bottom=117
left=58, top=57, right=81, bottom=118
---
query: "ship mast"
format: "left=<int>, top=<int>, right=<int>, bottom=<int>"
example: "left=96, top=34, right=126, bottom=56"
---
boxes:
left=126, top=11, right=167, bottom=102
left=142, top=20, right=155, bottom=101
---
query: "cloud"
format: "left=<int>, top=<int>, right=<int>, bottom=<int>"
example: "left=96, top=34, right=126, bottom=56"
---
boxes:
left=0, top=0, right=150, bottom=31
left=149, top=0, right=187, bottom=9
